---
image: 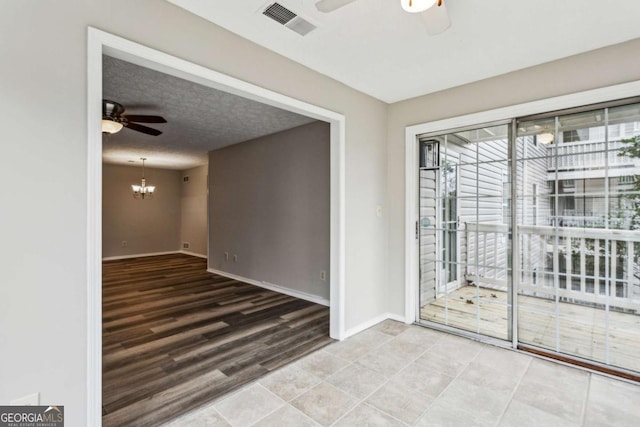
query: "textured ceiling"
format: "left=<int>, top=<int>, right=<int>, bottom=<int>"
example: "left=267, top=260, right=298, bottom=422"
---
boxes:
left=102, top=56, right=317, bottom=170
left=167, top=0, right=640, bottom=103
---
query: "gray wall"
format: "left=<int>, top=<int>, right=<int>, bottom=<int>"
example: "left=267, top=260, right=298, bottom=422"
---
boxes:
left=180, top=164, right=208, bottom=257
left=386, top=37, right=640, bottom=316
left=0, top=1, right=388, bottom=422
left=208, top=122, right=330, bottom=300
left=102, top=163, right=182, bottom=258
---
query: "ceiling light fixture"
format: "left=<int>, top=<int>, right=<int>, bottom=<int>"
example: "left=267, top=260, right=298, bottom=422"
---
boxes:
left=132, top=158, right=155, bottom=200
left=537, top=133, right=555, bottom=144
left=101, top=118, right=123, bottom=134
left=400, top=0, right=438, bottom=13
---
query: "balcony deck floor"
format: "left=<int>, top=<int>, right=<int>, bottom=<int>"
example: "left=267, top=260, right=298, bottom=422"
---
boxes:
left=420, top=285, right=640, bottom=373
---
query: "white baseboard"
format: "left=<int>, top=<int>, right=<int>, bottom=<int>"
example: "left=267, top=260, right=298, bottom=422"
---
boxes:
left=180, top=250, right=207, bottom=259
left=102, top=250, right=180, bottom=261
left=387, top=312, right=411, bottom=324
left=343, top=312, right=411, bottom=339
left=207, top=268, right=330, bottom=307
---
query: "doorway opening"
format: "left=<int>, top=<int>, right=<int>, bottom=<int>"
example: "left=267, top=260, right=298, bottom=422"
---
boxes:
left=87, top=27, right=346, bottom=426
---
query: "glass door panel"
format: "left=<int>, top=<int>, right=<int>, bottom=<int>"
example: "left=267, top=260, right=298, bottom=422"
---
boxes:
left=419, top=124, right=512, bottom=341
left=516, top=102, right=640, bottom=373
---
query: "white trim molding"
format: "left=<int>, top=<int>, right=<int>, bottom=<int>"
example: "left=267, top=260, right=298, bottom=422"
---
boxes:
left=87, top=27, right=346, bottom=427
left=102, top=250, right=181, bottom=261
left=179, top=250, right=208, bottom=259
left=207, top=268, right=330, bottom=307
left=404, top=80, right=640, bottom=337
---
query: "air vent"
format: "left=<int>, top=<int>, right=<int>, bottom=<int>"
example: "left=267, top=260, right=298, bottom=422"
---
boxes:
left=262, top=2, right=317, bottom=36
left=263, top=2, right=296, bottom=25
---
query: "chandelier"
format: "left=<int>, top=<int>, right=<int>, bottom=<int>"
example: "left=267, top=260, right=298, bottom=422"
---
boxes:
left=132, top=158, right=155, bottom=199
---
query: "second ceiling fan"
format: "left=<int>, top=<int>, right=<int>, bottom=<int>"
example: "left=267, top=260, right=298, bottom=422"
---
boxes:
left=315, top=0, right=450, bottom=35
left=102, top=99, right=167, bottom=136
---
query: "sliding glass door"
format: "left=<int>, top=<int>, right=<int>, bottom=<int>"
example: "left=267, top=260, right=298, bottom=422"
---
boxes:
left=416, top=99, right=640, bottom=375
left=418, top=123, right=512, bottom=340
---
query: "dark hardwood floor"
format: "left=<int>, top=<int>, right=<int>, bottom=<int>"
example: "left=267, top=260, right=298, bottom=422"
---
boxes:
left=102, top=253, right=332, bottom=426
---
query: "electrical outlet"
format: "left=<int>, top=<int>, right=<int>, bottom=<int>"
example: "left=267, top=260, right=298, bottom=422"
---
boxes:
left=233, top=254, right=238, bottom=263
left=182, top=242, right=190, bottom=249
left=11, top=392, right=39, bottom=406
left=320, top=270, right=326, bottom=281
left=224, top=252, right=229, bottom=261
left=376, top=205, right=383, bottom=217
left=121, top=240, right=128, bottom=247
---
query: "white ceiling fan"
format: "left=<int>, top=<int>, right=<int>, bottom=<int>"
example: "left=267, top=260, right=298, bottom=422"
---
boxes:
left=315, top=0, right=451, bottom=35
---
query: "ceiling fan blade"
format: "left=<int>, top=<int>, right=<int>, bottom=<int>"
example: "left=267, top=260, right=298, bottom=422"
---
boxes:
left=421, top=2, right=450, bottom=35
left=315, top=0, right=358, bottom=13
left=123, top=114, right=167, bottom=123
left=125, top=122, right=163, bottom=136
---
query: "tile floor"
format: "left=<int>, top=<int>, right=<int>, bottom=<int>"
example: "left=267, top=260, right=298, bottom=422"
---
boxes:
left=163, top=320, right=640, bottom=426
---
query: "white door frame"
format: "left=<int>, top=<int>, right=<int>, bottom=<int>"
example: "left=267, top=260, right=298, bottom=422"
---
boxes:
left=87, top=27, right=346, bottom=426
left=404, top=80, right=640, bottom=332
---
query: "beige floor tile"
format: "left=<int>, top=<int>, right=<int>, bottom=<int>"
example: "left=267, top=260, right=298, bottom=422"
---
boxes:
left=415, top=399, right=494, bottom=427
left=356, top=347, right=416, bottom=378
left=251, top=405, right=319, bottom=427
left=436, top=377, right=510, bottom=423
left=366, top=380, right=433, bottom=424
left=583, top=375, right=640, bottom=427
left=259, top=364, right=321, bottom=401
left=326, top=363, right=386, bottom=399
left=459, top=348, right=531, bottom=393
left=214, top=384, right=284, bottom=427
left=352, top=328, right=395, bottom=342
left=379, top=336, right=427, bottom=360
left=295, top=350, right=350, bottom=379
left=371, top=319, right=410, bottom=336
left=323, top=332, right=387, bottom=362
left=473, top=345, right=532, bottom=375
left=413, top=335, right=484, bottom=377
left=291, top=382, right=358, bottom=426
left=499, top=399, right=578, bottom=427
left=394, top=325, right=445, bottom=348
left=391, top=360, right=455, bottom=398
left=334, top=403, right=405, bottom=427
left=162, top=407, right=230, bottom=427
left=513, top=358, right=588, bottom=422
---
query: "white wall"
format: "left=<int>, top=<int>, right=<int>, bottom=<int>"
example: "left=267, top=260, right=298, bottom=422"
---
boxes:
left=103, top=163, right=182, bottom=258
left=208, top=122, right=330, bottom=300
left=0, top=1, right=388, bottom=423
left=386, top=37, right=640, bottom=317
left=180, top=164, right=208, bottom=257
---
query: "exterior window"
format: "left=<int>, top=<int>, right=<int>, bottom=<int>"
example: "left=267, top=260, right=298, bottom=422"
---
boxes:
left=562, top=129, right=589, bottom=143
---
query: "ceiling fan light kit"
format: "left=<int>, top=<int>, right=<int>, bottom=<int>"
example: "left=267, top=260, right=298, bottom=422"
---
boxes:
left=400, top=0, right=437, bottom=13
left=101, top=118, right=124, bottom=134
